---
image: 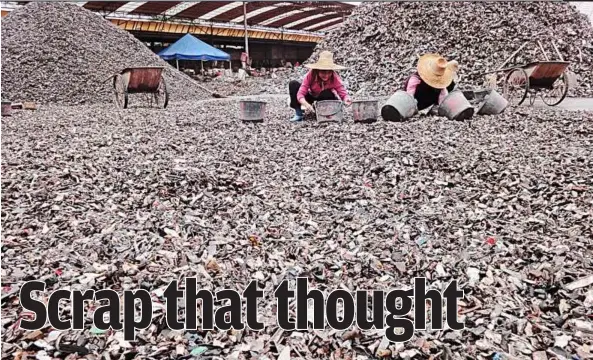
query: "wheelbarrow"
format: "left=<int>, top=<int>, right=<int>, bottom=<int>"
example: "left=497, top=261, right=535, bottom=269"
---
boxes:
left=501, top=61, right=570, bottom=107
left=112, top=66, right=169, bottom=109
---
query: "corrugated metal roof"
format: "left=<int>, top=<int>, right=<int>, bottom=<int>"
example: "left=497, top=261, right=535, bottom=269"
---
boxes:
left=71, top=1, right=355, bottom=32
left=1, top=1, right=356, bottom=35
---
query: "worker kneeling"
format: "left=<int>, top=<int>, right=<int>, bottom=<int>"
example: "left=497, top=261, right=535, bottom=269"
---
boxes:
left=288, top=51, right=352, bottom=122
left=382, top=53, right=463, bottom=121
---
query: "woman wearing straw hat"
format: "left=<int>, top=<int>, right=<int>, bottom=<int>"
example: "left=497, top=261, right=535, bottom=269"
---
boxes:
left=404, top=53, right=458, bottom=114
left=288, top=51, right=352, bottom=122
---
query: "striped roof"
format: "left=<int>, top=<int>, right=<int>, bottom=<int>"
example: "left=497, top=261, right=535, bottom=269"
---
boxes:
left=41, top=1, right=356, bottom=33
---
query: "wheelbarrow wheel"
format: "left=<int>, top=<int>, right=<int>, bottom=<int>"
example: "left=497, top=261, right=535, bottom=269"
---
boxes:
left=503, top=68, right=529, bottom=107
left=154, top=75, right=169, bottom=109
left=541, top=73, right=568, bottom=107
left=113, top=74, right=128, bottom=109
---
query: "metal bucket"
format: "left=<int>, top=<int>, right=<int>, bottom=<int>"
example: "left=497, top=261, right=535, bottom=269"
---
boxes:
left=352, top=100, right=378, bottom=123
left=315, top=100, right=344, bottom=123
left=462, top=90, right=476, bottom=101
left=476, top=89, right=509, bottom=115
left=438, top=90, right=474, bottom=121
left=2, top=100, right=12, bottom=117
left=474, top=89, right=492, bottom=102
left=381, top=90, right=417, bottom=122
left=239, top=100, right=267, bottom=122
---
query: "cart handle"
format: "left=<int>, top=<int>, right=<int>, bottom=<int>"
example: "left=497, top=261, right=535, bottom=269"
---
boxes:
left=476, top=68, right=512, bottom=76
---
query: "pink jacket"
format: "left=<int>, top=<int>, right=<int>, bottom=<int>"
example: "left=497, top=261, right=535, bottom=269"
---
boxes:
left=297, top=70, right=351, bottom=103
left=405, top=74, right=448, bottom=104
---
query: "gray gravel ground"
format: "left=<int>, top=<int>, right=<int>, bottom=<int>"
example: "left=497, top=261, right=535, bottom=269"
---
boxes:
left=2, top=98, right=592, bottom=360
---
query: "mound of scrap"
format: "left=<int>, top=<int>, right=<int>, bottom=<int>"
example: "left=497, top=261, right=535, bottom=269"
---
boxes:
left=0, top=2, right=210, bottom=105
left=306, top=1, right=593, bottom=97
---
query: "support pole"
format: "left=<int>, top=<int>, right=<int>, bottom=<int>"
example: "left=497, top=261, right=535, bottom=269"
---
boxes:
left=210, top=23, right=214, bottom=44
left=176, top=59, right=179, bottom=70
left=281, top=30, right=285, bottom=65
left=243, top=2, right=249, bottom=56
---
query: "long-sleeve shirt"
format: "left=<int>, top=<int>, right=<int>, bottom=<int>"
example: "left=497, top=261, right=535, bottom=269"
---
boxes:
left=297, top=70, right=351, bottom=103
left=405, top=74, right=448, bottom=104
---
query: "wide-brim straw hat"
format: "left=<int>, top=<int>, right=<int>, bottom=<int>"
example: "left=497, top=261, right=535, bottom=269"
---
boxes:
left=417, top=53, right=455, bottom=89
left=305, top=51, right=347, bottom=71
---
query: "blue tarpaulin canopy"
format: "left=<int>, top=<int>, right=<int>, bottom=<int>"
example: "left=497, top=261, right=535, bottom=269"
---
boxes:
left=158, top=34, right=230, bottom=61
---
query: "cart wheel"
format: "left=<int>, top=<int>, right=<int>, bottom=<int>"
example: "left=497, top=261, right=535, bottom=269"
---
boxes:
left=540, top=73, right=568, bottom=107
left=113, top=74, right=128, bottom=109
left=154, top=75, right=169, bottom=109
left=503, top=68, right=529, bottom=107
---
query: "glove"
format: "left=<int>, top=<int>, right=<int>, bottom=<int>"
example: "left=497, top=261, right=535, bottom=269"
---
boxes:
left=302, top=102, right=315, bottom=114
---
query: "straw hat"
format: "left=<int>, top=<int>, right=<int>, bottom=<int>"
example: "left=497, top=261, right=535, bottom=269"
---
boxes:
left=417, top=53, right=455, bottom=89
left=305, top=51, right=347, bottom=71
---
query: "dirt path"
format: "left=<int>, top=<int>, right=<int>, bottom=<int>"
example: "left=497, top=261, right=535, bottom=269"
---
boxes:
left=532, top=97, right=593, bottom=111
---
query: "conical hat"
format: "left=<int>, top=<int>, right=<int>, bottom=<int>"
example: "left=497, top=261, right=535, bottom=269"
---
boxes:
left=417, top=53, right=454, bottom=89
left=305, top=51, right=347, bottom=71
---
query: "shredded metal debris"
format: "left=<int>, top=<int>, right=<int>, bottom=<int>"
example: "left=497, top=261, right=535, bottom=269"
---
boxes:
left=1, top=1, right=593, bottom=360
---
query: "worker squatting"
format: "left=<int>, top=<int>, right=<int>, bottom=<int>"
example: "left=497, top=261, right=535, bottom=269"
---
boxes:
left=288, top=51, right=462, bottom=122
left=18, top=277, right=465, bottom=342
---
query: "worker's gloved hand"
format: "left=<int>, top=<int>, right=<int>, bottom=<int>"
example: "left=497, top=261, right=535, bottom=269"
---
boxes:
left=302, top=102, right=315, bottom=114
left=418, top=107, right=431, bottom=115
